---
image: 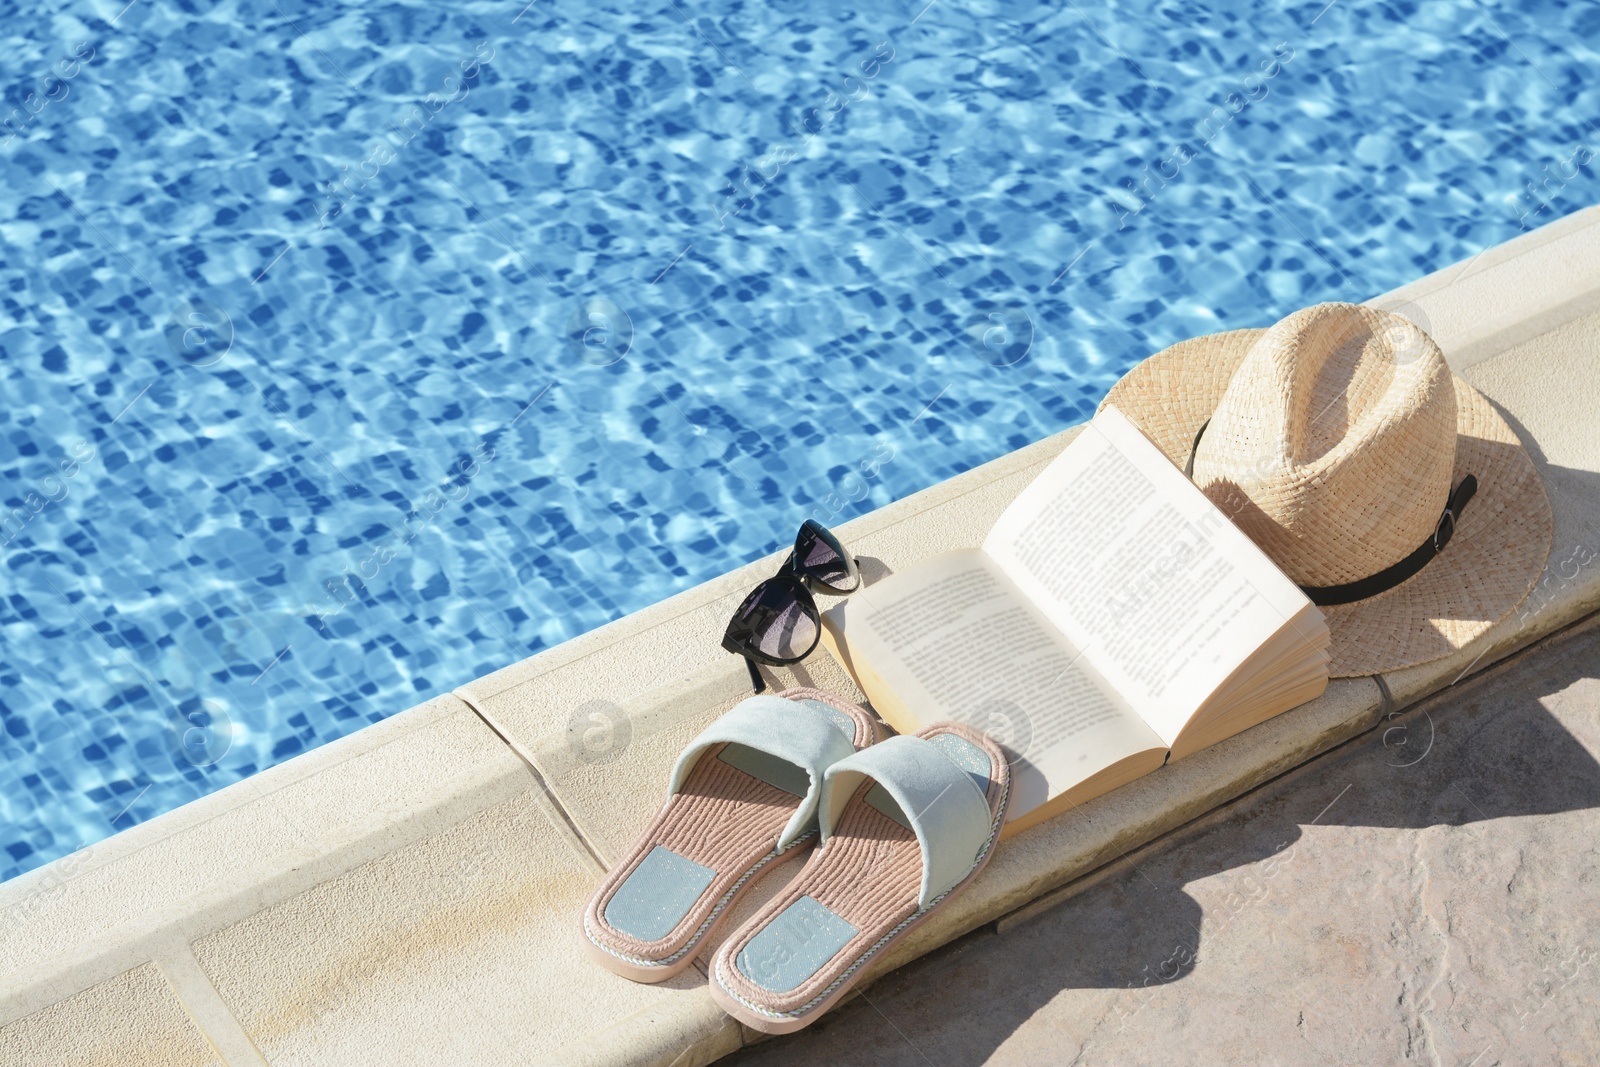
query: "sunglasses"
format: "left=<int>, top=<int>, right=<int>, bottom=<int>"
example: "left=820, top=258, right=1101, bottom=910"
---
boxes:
left=722, top=520, right=862, bottom=693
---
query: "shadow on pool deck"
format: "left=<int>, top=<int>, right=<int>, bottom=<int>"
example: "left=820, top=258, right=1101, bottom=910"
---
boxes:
left=726, top=614, right=1600, bottom=1066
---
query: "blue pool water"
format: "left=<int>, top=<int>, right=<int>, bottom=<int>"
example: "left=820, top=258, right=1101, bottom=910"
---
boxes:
left=2, top=0, right=1597, bottom=881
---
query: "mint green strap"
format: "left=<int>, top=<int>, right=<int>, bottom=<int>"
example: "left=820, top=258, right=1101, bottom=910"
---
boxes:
left=670, top=696, right=858, bottom=850
left=820, top=735, right=992, bottom=907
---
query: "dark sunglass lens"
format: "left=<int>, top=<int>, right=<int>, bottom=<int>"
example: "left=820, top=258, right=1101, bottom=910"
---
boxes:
left=757, top=597, right=818, bottom=661
left=795, top=520, right=859, bottom=593
left=723, top=578, right=819, bottom=662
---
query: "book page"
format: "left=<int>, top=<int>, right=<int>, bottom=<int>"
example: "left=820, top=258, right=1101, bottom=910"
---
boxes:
left=983, top=406, right=1318, bottom=748
left=828, top=549, right=1165, bottom=821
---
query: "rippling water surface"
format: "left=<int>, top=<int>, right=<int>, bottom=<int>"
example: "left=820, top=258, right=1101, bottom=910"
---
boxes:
left=2, top=0, right=1597, bottom=879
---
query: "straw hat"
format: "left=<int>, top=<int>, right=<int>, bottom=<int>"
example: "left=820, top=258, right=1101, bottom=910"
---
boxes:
left=1100, top=302, right=1552, bottom=677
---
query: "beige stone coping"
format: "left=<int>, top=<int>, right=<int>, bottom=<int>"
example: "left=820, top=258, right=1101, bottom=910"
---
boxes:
left=2, top=207, right=1598, bottom=1067
left=0, top=962, right=221, bottom=1067
left=1370, top=202, right=1600, bottom=372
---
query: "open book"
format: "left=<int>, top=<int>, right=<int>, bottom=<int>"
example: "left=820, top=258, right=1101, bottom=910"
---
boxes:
left=819, top=405, right=1330, bottom=836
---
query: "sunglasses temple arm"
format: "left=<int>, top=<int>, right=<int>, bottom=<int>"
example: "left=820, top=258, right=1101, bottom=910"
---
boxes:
left=743, top=656, right=767, bottom=694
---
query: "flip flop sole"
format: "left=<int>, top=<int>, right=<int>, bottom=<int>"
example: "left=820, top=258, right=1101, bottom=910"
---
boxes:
left=583, top=834, right=814, bottom=983
left=707, top=823, right=1003, bottom=1034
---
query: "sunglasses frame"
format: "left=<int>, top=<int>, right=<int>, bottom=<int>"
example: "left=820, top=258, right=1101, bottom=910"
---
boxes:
left=721, top=520, right=862, bottom=693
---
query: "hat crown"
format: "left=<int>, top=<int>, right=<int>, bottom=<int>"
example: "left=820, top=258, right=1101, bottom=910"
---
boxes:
left=1191, top=303, right=1458, bottom=587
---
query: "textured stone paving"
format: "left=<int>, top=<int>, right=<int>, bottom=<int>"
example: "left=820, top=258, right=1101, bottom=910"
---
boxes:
left=729, top=616, right=1600, bottom=1067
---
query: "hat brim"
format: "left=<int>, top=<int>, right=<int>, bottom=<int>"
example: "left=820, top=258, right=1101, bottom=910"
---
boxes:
left=1100, top=329, right=1553, bottom=677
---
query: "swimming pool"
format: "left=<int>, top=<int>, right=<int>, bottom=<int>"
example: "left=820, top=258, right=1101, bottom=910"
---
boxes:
left=1, top=0, right=1595, bottom=881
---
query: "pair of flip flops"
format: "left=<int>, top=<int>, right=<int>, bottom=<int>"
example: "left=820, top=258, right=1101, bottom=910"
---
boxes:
left=582, top=687, right=1010, bottom=1034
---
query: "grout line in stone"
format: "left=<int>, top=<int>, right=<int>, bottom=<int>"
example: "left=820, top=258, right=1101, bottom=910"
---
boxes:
left=450, top=686, right=609, bottom=873
left=152, top=938, right=270, bottom=1067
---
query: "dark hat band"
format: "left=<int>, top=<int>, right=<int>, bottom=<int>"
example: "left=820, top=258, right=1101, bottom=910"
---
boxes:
left=1185, top=418, right=1479, bottom=607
